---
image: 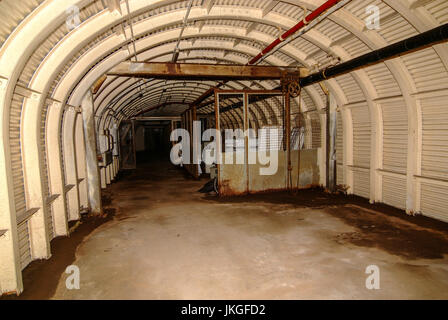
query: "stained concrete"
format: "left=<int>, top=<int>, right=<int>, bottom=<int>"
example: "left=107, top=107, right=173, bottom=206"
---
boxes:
left=12, top=157, right=448, bottom=299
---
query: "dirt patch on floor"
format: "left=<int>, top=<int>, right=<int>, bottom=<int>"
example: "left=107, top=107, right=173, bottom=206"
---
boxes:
left=204, top=188, right=448, bottom=260
left=327, top=205, right=448, bottom=260
left=1, top=195, right=116, bottom=300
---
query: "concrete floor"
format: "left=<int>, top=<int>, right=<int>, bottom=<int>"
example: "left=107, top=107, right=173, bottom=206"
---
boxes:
left=21, top=157, right=448, bottom=299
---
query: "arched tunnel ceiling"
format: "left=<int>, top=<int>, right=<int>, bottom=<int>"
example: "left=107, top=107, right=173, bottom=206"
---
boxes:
left=1, top=0, right=448, bottom=131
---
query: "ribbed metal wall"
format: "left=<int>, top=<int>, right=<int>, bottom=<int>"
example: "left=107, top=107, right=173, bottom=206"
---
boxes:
left=421, top=183, right=448, bottom=223
left=336, top=111, right=344, bottom=186
left=10, top=92, right=32, bottom=269
left=351, top=104, right=370, bottom=199
left=382, top=175, right=407, bottom=210
left=380, top=98, right=408, bottom=209
left=420, top=94, right=448, bottom=221
left=17, top=221, right=31, bottom=270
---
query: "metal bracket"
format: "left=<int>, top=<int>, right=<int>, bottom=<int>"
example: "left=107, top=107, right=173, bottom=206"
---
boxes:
left=281, top=72, right=301, bottom=98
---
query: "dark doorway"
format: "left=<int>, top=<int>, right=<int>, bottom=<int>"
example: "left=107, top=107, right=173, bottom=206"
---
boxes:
left=135, top=121, right=172, bottom=164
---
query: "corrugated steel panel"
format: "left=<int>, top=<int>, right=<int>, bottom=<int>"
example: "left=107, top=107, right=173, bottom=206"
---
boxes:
left=401, top=48, right=448, bottom=92
left=376, top=11, right=418, bottom=43
left=353, top=169, right=370, bottom=199
left=336, top=111, right=344, bottom=186
left=382, top=98, right=408, bottom=174
left=364, top=63, right=401, bottom=98
left=310, top=112, right=321, bottom=149
left=10, top=93, right=27, bottom=217
left=421, top=95, right=448, bottom=180
left=420, top=183, right=448, bottom=223
left=336, top=74, right=365, bottom=103
left=351, top=104, right=370, bottom=168
left=17, top=221, right=31, bottom=270
left=11, top=91, right=33, bottom=268
left=419, top=94, right=448, bottom=221
left=351, top=103, right=370, bottom=198
left=382, top=175, right=406, bottom=210
left=0, top=0, right=44, bottom=49
left=424, top=0, right=448, bottom=24
left=342, top=36, right=370, bottom=58
left=345, top=0, right=392, bottom=22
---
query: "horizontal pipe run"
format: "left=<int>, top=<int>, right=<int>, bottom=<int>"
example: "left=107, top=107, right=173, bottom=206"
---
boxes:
left=248, top=0, right=345, bottom=65
left=300, top=22, right=448, bottom=87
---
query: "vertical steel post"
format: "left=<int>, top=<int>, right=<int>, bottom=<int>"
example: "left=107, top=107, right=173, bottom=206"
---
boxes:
left=325, top=92, right=337, bottom=192
left=285, top=91, right=292, bottom=190
left=192, top=105, right=199, bottom=179
left=244, top=93, right=249, bottom=193
left=326, top=92, right=330, bottom=190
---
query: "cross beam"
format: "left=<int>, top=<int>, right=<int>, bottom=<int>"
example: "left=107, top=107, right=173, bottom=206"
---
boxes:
left=107, top=62, right=298, bottom=81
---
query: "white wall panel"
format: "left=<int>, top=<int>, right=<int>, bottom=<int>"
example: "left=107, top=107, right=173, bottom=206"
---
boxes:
left=421, top=183, right=448, bottom=223
left=419, top=94, right=448, bottom=222
left=336, top=111, right=344, bottom=186
left=382, top=175, right=407, bottom=210
left=351, top=104, right=370, bottom=199
left=382, top=98, right=408, bottom=174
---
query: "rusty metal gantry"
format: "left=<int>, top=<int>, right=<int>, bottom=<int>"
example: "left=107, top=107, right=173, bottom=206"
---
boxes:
left=109, top=61, right=310, bottom=190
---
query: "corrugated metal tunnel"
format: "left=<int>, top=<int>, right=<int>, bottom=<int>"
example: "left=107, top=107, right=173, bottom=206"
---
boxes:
left=1, top=0, right=448, bottom=299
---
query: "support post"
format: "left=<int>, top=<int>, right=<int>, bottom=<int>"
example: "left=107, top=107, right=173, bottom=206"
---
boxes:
left=21, top=92, right=51, bottom=260
left=81, top=92, right=102, bottom=215
left=0, top=78, right=23, bottom=294
left=285, top=92, right=292, bottom=190
left=326, top=93, right=337, bottom=192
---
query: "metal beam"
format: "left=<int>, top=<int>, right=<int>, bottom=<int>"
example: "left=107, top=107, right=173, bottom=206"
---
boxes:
left=107, top=62, right=296, bottom=81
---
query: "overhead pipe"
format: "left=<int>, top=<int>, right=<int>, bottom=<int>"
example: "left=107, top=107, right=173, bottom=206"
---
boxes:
left=248, top=0, right=347, bottom=65
left=256, top=0, right=350, bottom=65
left=300, top=22, right=448, bottom=87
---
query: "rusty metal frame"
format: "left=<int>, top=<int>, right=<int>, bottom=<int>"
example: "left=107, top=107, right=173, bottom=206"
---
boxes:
left=214, top=88, right=289, bottom=195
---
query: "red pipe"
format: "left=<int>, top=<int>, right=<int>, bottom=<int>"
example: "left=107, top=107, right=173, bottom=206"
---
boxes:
left=248, top=0, right=344, bottom=65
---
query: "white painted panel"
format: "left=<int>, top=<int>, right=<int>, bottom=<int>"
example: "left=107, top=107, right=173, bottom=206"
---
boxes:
left=421, top=183, right=448, bottom=223
left=310, top=112, right=321, bottom=149
left=424, top=0, right=448, bottom=24
left=17, top=221, right=31, bottom=270
left=421, top=95, right=448, bottom=180
left=351, top=104, right=370, bottom=168
left=364, top=63, right=401, bottom=98
left=382, top=175, right=406, bottom=210
left=382, top=98, right=408, bottom=174
left=351, top=104, right=370, bottom=199
left=420, top=94, right=448, bottom=222
left=353, top=170, right=370, bottom=199
left=336, top=111, right=344, bottom=186
left=401, top=48, right=448, bottom=92
left=10, top=93, right=27, bottom=217
left=336, top=74, right=365, bottom=103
